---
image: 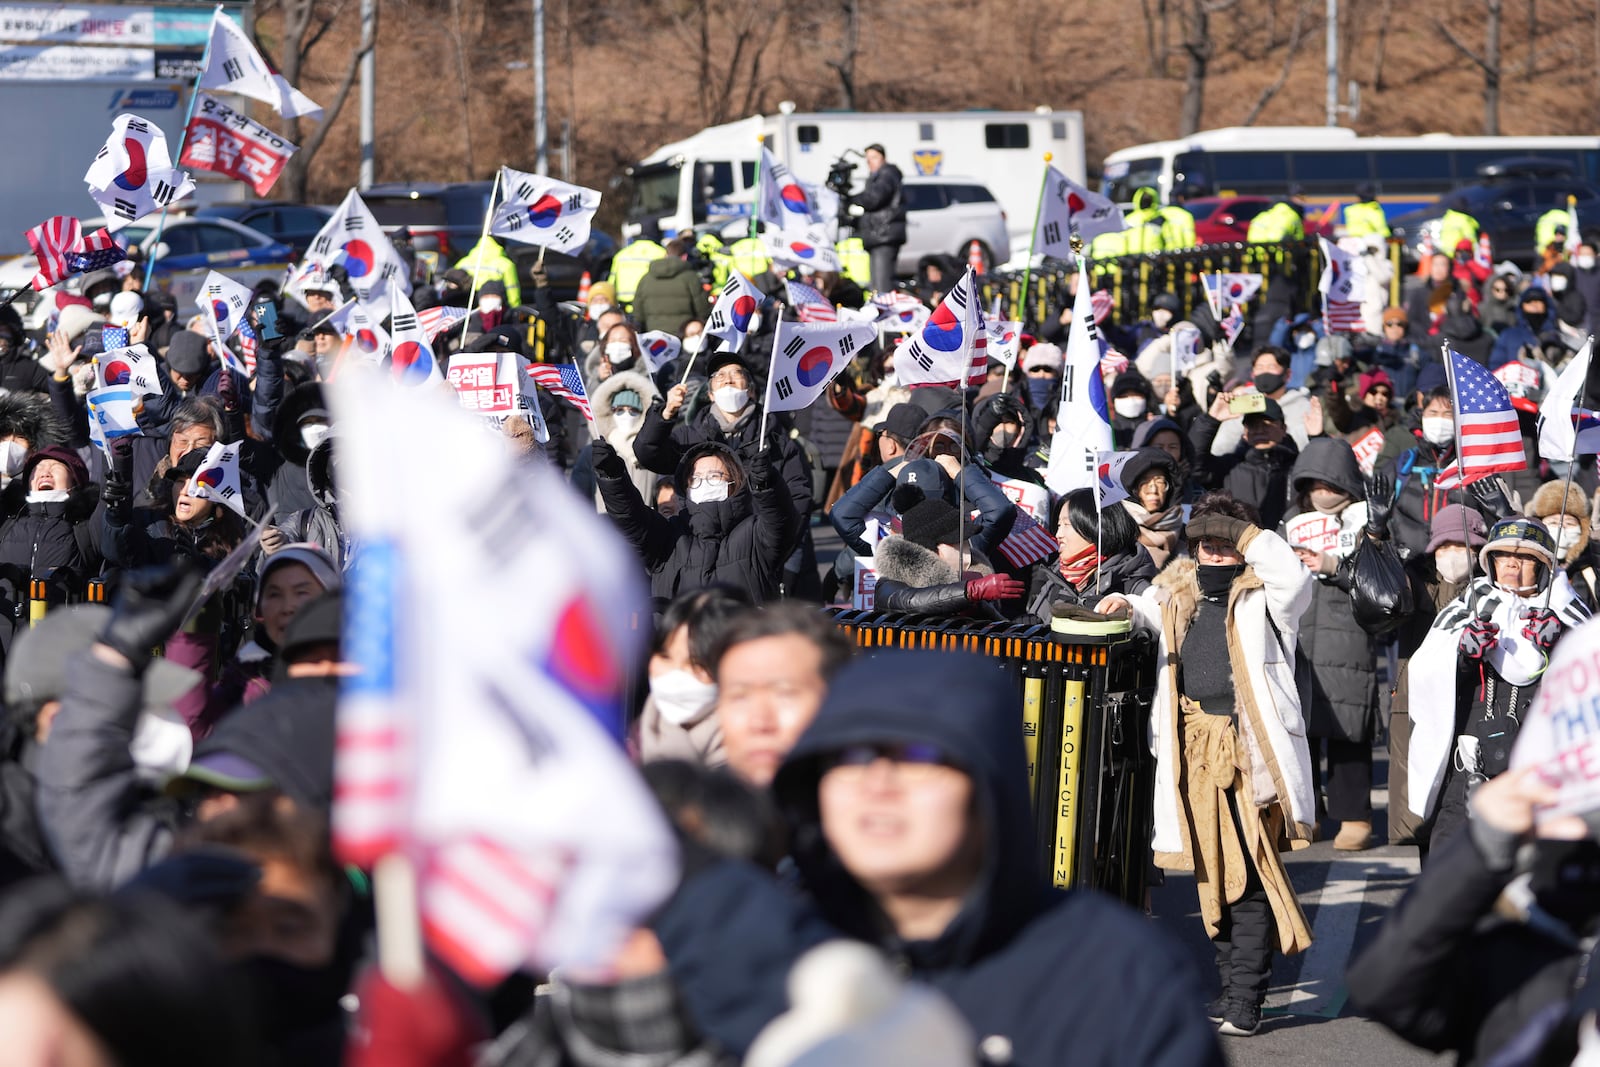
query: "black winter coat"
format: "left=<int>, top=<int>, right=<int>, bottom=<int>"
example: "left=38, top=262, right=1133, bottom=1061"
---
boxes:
left=1375, top=435, right=1496, bottom=560
left=851, top=163, right=907, bottom=249
left=632, top=399, right=814, bottom=518
left=597, top=442, right=798, bottom=605
left=653, top=652, right=1225, bottom=1066
left=1024, top=546, right=1158, bottom=622
left=0, top=487, right=102, bottom=655
left=1188, top=413, right=1298, bottom=530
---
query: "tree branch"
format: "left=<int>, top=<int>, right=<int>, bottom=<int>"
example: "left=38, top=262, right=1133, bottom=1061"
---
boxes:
left=297, top=1, right=376, bottom=166
left=1242, top=0, right=1309, bottom=125
left=1434, top=17, right=1493, bottom=72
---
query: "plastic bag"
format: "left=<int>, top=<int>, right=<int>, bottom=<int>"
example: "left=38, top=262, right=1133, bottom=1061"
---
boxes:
left=1339, top=534, right=1414, bottom=636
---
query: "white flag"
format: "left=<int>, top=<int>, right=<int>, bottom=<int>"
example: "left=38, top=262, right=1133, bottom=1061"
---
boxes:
left=93, top=343, right=163, bottom=398
left=1170, top=324, right=1202, bottom=375
left=897, top=267, right=986, bottom=388
left=302, top=189, right=411, bottom=302
left=84, top=114, right=195, bottom=231
left=86, top=385, right=140, bottom=443
left=1045, top=257, right=1113, bottom=496
left=198, top=9, right=323, bottom=119
left=1036, top=164, right=1124, bottom=255
left=1094, top=451, right=1139, bottom=509
left=766, top=320, right=877, bottom=413
left=1539, top=339, right=1592, bottom=462
left=385, top=290, right=443, bottom=387
left=766, top=224, right=840, bottom=272
left=327, top=365, right=677, bottom=982
left=1318, top=236, right=1364, bottom=303
left=637, top=331, right=681, bottom=373
left=185, top=441, right=248, bottom=518
left=984, top=317, right=1023, bottom=370
left=199, top=270, right=255, bottom=376
left=706, top=271, right=764, bottom=353
left=330, top=300, right=390, bottom=365
left=491, top=167, right=601, bottom=255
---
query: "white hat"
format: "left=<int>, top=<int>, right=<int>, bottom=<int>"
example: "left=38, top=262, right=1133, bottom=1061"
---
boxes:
left=109, top=290, right=144, bottom=328
left=1021, top=343, right=1063, bottom=373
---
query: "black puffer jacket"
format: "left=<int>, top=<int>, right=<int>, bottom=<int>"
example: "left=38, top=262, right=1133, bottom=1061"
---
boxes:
left=851, top=162, right=907, bottom=249
left=597, top=441, right=799, bottom=605
left=1188, top=413, right=1299, bottom=530
left=1375, top=430, right=1497, bottom=560
left=1285, top=437, right=1377, bottom=742
left=0, top=480, right=101, bottom=657
left=261, top=381, right=324, bottom=522
left=633, top=398, right=814, bottom=518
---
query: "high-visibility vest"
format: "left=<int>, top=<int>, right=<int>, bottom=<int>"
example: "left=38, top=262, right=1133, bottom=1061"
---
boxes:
left=1121, top=210, right=1166, bottom=254
left=1343, top=200, right=1390, bottom=239
left=836, top=236, right=871, bottom=286
left=607, top=239, right=666, bottom=305
left=1088, top=228, right=1127, bottom=260
left=1159, top=206, right=1197, bottom=249
left=1246, top=203, right=1306, bottom=243
left=1535, top=209, right=1570, bottom=254
left=1438, top=210, right=1480, bottom=257
left=726, top=236, right=770, bottom=280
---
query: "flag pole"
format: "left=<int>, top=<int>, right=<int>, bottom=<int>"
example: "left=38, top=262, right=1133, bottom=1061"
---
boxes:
left=749, top=135, right=765, bottom=241
left=459, top=167, right=505, bottom=349
left=1441, top=343, right=1478, bottom=616
left=1544, top=335, right=1594, bottom=609
left=143, top=3, right=222, bottom=291
left=1017, top=153, right=1051, bottom=333
left=373, top=853, right=425, bottom=989
left=757, top=307, right=784, bottom=451
left=308, top=296, right=356, bottom=333
left=574, top=355, right=600, bottom=440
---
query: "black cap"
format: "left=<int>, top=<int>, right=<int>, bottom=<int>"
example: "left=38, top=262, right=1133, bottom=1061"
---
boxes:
left=164, top=446, right=209, bottom=483
left=281, top=589, right=341, bottom=661
left=165, top=331, right=211, bottom=377
left=706, top=351, right=752, bottom=380
left=183, top=678, right=337, bottom=812
left=873, top=402, right=927, bottom=444
left=898, top=498, right=970, bottom=550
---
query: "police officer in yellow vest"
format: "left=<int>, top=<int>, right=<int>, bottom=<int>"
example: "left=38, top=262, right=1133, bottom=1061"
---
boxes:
left=454, top=235, right=521, bottom=307
left=1535, top=207, right=1572, bottom=260
left=1158, top=194, right=1198, bottom=249
left=1436, top=198, right=1480, bottom=257
left=835, top=235, right=871, bottom=288
left=608, top=231, right=667, bottom=308
left=724, top=232, right=771, bottom=283
left=1343, top=183, right=1390, bottom=240
left=1122, top=187, right=1170, bottom=254
left=1247, top=198, right=1307, bottom=243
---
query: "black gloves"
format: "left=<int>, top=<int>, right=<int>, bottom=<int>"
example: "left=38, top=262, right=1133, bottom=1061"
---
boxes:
left=745, top=444, right=774, bottom=491
left=102, top=437, right=134, bottom=511
left=1364, top=469, right=1394, bottom=539
left=1467, top=477, right=1513, bottom=522
left=591, top=438, right=626, bottom=480
left=1185, top=513, right=1253, bottom=548
left=99, top=562, right=205, bottom=672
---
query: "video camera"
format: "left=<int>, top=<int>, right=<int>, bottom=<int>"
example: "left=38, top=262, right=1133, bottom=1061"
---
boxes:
left=827, top=150, right=866, bottom=231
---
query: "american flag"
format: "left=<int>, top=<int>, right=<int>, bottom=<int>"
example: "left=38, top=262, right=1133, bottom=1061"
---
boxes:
left=1323, top=298, right=1365, bottom=332
left=993, top=508, right=1060, bottom=569
left=527, top=363, right=591, bottom=420
left=101, top=326, right=129, bottom=350
left=417, top=304, right=470, bottom=340
left=1435, top=349, right=1528, bottom=489
left=236, top=320, right=259, bottom=376
left=1219, top=303, right=1246, bottom=346
left=69, top=229, right=130, bottom=274
left=786, top=279, right=837, bottom=323
left=1089, top=288, right=1115, bottom=324
left=24, top=217, right=127, bottom=291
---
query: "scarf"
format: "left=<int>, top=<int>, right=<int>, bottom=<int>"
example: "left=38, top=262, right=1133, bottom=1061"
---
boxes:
left=1122, top=498, right=1184, bottom=533
left=1059, top=542, right=1101, bottom=587
left=1429, top=574, right=1591, bottom=686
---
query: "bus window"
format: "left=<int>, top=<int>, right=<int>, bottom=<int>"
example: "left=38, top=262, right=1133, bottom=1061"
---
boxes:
left=741, top=161, right=756, bottom=189
left=1288, top=151, right=1371, bottom=191
left=698, top=161, right=736, bottom=200
left=985, top=124, right=1030, bottom=149
left=1103, top=156, right=1163, bottom=204
left=797, top=125, right=820, bottom=145
left=1210, top=151, right=1287, bottom=193
left=1373, top=151, right=1453, bottom=193
left=1173, top=151, right=1213, bottom=198
left=629, top=164, right=681, bottom=219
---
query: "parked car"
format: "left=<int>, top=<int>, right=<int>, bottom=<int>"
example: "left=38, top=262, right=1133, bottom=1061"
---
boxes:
left=895, top=177, right=1010, bottom=275
left=362, top=181, right=615, bottom=301
left=1389, top=175, right=1600, bottom=266
left=1184, top=196, right=1273, bottom=245
left=194, top=201, right=335, bottom=260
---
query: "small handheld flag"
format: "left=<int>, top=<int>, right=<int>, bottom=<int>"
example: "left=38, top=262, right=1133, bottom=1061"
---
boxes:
left=198, top=9, right=323, bottom=118
left=765, top=319, right=877, bottom=414
left=84, top=115, right=195, bottom=230
left=897, top=266, right=986, bottom=388
left=185, top=441, right=248, bottom=518
left=527, top=363, right=592, bottom=421
left=1435, top=348, right=1529, bottom=488
left=705, top=271, right=763, bottom=354
left=1035, top=165, right=1124, bottom=253
left=491, top=168, right=602, bottom=255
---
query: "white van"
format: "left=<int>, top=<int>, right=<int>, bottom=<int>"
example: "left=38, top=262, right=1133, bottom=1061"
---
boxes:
left=624, top=106, right=1084, bottom=268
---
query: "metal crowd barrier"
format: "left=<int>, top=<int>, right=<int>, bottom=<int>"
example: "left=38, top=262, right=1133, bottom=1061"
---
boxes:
left=824, top=608, right=1158, bottom=906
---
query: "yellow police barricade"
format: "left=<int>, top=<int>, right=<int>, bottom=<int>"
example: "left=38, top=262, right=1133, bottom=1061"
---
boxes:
left=825, top=607, right=1157, bottom=906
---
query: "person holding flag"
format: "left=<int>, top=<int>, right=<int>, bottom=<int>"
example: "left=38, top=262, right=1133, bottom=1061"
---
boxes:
left=1022, top=485, right=1155, bottom=621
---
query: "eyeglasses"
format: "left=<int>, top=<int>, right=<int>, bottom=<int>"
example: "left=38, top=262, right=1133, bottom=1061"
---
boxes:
left=1369, top=388, right=1392, bottom=399
left=710, top=372, right=748, bottom=388
left=1383, top=320, right=1407, bottom=329
left=686, top=473, right=729, bottom=489
left=827, top=742, right=952, bottom=781
left=1138, top=475, right=1170, bottom=490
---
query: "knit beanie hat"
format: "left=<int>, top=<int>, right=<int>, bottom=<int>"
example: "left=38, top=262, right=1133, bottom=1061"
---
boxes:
left=898, top=498, right=966, bottom=551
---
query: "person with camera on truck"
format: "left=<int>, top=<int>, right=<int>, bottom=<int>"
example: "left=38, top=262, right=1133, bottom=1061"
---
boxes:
left=848, top=144, right=907, bottom=294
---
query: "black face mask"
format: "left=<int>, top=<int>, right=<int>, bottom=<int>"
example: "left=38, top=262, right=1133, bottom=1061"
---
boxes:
left=238, top=955, right=351, bottom=1040
left=1253, top=373, right=1284, bottom=395
left=1197, top=562, right=1244, bottom=598
left=1524, top=309, right=1548, bottom=332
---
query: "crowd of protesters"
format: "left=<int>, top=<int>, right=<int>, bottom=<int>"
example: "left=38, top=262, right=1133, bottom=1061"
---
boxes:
left=0, top=179, right=1597, bottom=1067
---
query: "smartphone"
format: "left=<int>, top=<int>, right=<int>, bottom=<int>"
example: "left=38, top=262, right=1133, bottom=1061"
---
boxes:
left=251, top=296, right=281, bottom=340
left=1229, top=393, right=1266, bottom=415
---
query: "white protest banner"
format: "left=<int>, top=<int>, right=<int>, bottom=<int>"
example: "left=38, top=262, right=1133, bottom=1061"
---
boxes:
left=1511, top=618, right=1600, bottom=821
left=448, top=352, right=518, bottom=417
left=1285, top=511, right=1342, bottom=554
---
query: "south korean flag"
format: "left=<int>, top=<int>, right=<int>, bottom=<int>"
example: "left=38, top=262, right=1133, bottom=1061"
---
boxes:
left=84, top=114, right=196, bottom=231
left=185, top=441, right=248, bottom=518
left=490, top=167, right=602, bottom=255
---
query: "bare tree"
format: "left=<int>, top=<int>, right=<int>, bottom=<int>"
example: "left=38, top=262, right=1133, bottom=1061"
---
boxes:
left=1370, top=0, right=1393, bottom=89
left=1242, top=0, right=1311, bottom=125
left=444, top=0, right=476, bottom=177
left=825, top=0, right=860, bottom=109
left=255, top=0, right=380, bottom=202
left=1179, top=0, right=1214, bottom=135
left=1138, top=0, right=1169, bottom=76
left=664, top=0, right=783, bottom=127
left=1525, top=0, right=1536, bottom=79
left=1436, top=0, right=1502, bottom=134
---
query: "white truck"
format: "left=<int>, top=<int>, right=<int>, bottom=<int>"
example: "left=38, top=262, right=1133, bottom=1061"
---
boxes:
left=624, top=106, right=1086, bottom=269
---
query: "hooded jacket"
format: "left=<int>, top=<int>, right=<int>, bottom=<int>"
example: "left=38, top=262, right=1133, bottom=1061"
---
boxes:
left=633, top=393, right=815, bottom=520
left=1132, top=416, right=1201, bottom=499
left=970, top=394, right=1044, bottom=486
left=0, top=446, right=101, bottom=653
left=597, top=441, right=798, bottom=605
left=1285, top=438, right=1378, bottom=742
left=263, top=382, right=325, bottom=522
left=1188, top=414, right=1299, bottom=532
left=587, top=369, right=661, bottom=509
left=653, top=651, right=1225, bottom=1066
left=1528, top=479, right=1599, bottom=609
left=1489, top=287, right=1561, bottom=370
left=630, top=256, right=711, bottom=334
left=272, top=437, right=346, bottom=570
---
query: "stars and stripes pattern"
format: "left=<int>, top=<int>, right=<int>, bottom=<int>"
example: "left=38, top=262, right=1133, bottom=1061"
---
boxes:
left=1323, top=299, right=1365, bottom=332
left=25, top=217, right=127, bottom=291
left=993, top=509, right=1060, bottom=569
left=527, top=363, right=591, bottom=421
left=786, top=279, right=837, bottom=323
left=417, top=305, right=470, bottom=340
left=1435, top=349, right=1528, bottom=489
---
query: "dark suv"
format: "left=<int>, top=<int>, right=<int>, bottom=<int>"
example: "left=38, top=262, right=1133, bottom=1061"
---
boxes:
left=1389, top=167, right=1600, bottom=265
left=362, top=181, right=615, bottom=302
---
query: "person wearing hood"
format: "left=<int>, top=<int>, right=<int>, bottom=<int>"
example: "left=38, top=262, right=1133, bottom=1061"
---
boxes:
left=0, top=446, right=102, bottom=657
left=1100, top=493, right=1315, bottom=1038
left=1488, top=286, right=1562, bottom=370
left=465, top=278, right=512, bottom=336
left=0, top=392, right=68, bottom=497
left=1478, top=270, right=1521, bottom=335
left=1025, top=487, right=1156, bottom=621
left=595, top=437, right=798, bottom=606
left=1132, top=292, right=1182, bottom=353
left=1119, top=446, right=1187, bottom=568
left=1332, top=368, right=1398, bottom=438
left=1133, top=415, right=1203, bottom=501
left=1543, top=260, right=1588, bottom=345
left=871, top=498, right=1024, bottom=617
left=452, top=234, right=521, bottom=308
left=0, top=314, right=47, bottom=396
left=651, top=649, right=1225, bottom=1065
left=575, top=368, right=661, bottom=511
left=970, top=392, right=1046, bottom=496
left=260, top=381, right=328, bottom=522
left=1284, top=438, right=1382, bottom=851
left=1207, top=347, right=1312, bottom=454
left=1107, top=368, right=1156, bottom=449
left=266, top=434, right=348, bottom=570
left=1407, top=517, right=1591, bottom=854
left=1189, top=392, right=1300, bottom=532
left=631, top=237, right=712, bottom=334
left=1019, top=342, right=1063, bottom=417
left=1526, top=479, right=1600, bottom=609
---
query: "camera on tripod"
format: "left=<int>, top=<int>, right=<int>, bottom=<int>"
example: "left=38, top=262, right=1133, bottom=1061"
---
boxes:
left=826, top=154, right=861, bottom=229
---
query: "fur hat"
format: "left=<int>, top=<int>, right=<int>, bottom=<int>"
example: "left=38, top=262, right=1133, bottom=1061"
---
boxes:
left=0, top=392, right=67, bottom=449
left=1527, top=479, right=1590, bottom=561
left=1479, top=516, right=1556, bottom=574
left=1021, top=343, right=1063, bottom=374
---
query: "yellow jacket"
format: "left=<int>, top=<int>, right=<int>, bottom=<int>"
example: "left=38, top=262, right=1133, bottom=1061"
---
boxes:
left=453, top=236, right=520, bottom=306
left=1343, top=200, right=1390, bottom=240
left=608, top=239, right=667, bottom=305
left=1438, top=209, right=1480, bottom=257
left=1246, top=203, right=1306, bottom=243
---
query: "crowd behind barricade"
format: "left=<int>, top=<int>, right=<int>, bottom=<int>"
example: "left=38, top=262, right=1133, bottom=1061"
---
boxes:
left=0, top=156, right=1599, bottom=1067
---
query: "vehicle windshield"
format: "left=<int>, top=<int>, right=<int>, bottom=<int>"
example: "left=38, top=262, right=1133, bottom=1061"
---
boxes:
left=1184, top=201, right=1220, bottom=221
left=1102, top=156, right=1164, bottom=206
left=364, top=197, right=449, bottom=226
left=629, top=164, right=681, bottom=219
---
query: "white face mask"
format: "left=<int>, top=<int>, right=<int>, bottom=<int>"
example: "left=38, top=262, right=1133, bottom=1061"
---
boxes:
left=0, top=440, right=27, bottom=478
left=712, top=386, right=749, bottom=414
left=1435, top=547, right=1472, bottom=583
left=26, top=489, right=70, bottom=505
left=478, top=295, right=503, bottom=313
left=605, top=342, right=635, bottom=365
left=1577, top=256, right=1597, bottom=272
left=1551, top=275, right=1570, bottom=293
left=301, top=423, right=331, bottom=452
left=587, top=300, right=611, bottom=320
left=612, top=412, right=639, bottom=435
left=682, top=333, right=705, bottom=355
left=1421, top=416, right=1455, bottom=446
left=1113, top=396, right=1147, bottom=418
left=649, top=669, right=718, bottom=726
left=1555, top=527, right=1582, bottom=556
left=1296, top=332, right=1317, bottom=350
left=688, top=479, right=730, bottom=504
left=1151, top=309, right=1173, bottom=330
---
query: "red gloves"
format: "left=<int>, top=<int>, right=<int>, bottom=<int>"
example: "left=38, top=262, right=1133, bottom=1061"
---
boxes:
left=1459, top=618, right=1500, bottom=661
left=1521, top=607, right=1561, bottom=651
left=966, top=574, right=1025, bottom=602
left=345, top=965, right=487, bottom=1067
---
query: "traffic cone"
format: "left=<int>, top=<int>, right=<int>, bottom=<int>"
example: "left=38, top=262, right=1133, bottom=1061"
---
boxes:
left=967, top=240, right=984, bottom=275
left=576, top=270, right=592, bottom=302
